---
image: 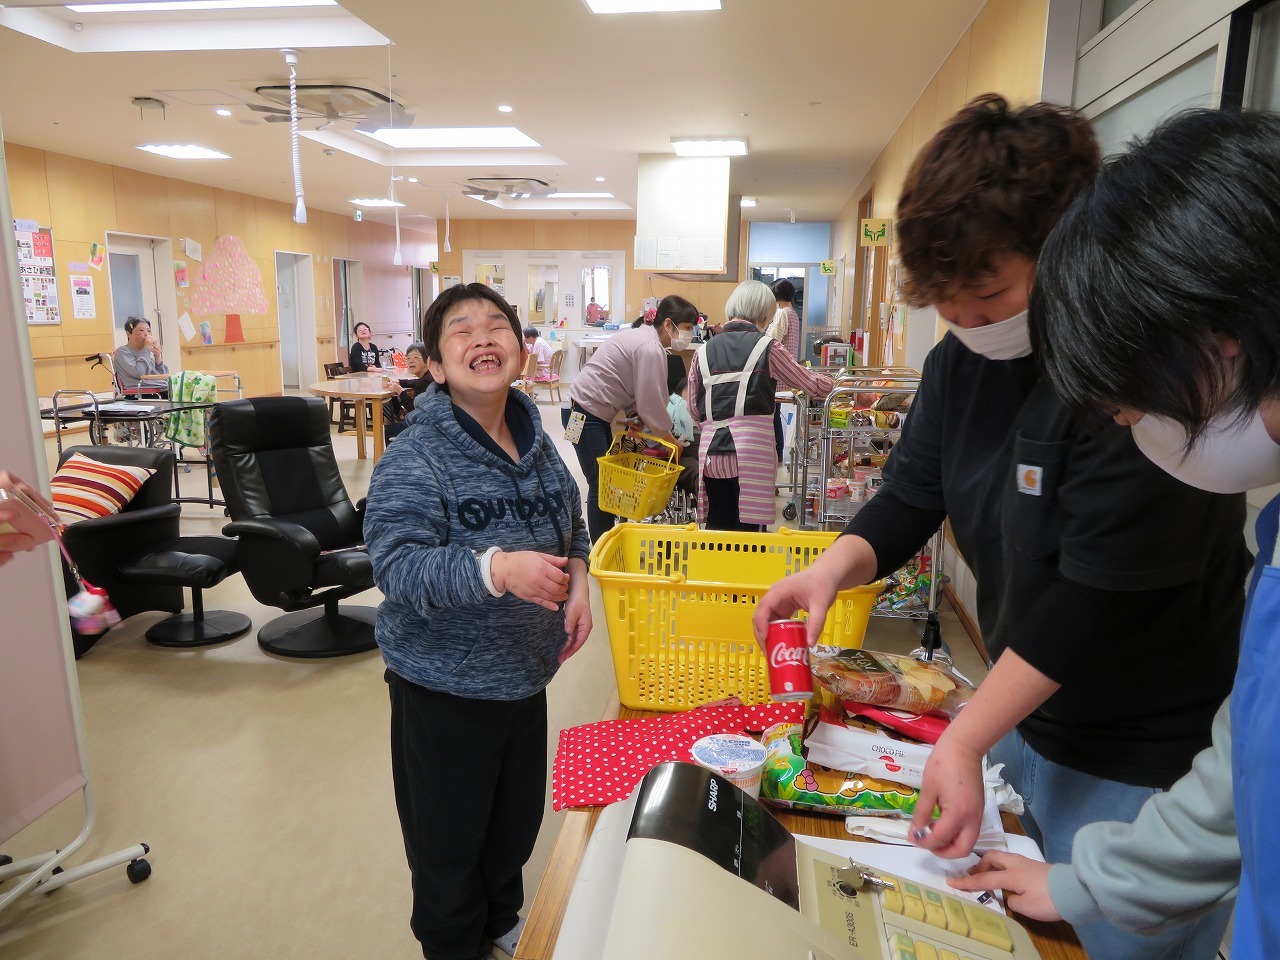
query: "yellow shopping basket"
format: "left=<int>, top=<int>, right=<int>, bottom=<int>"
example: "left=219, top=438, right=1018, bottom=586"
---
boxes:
left=588, top=523, right=884, bottom=712
left=596, top=432, right=684, bottom=521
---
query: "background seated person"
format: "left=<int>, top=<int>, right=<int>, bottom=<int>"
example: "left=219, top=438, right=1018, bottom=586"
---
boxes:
left=114, top=317, right=169, bottom=395
left=348, top=321, right=383, bottom=373
left=385, top=343, right=431, bottom=443
left=523, top=327, right=554, bottom=380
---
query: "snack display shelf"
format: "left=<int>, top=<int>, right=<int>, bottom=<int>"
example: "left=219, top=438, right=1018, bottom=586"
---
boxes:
left=814, top=373, right=944, bottom=626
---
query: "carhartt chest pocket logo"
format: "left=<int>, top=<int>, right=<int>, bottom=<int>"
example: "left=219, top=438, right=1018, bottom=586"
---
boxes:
left=1017, top=464, right=1043, bottom=496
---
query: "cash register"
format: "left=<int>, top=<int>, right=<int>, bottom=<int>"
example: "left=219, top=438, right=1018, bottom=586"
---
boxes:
left=553, top=762, right=1042, bottom=960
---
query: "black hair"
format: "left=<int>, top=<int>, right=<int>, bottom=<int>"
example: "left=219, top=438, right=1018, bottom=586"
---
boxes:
left=124, top=316, right=150, bottom=335
left=898, top=94, right=1099, bottom=307
left=523, top=326, right=540, bottom=339
left=1032, top=108, right=1280, bottom=444
left=421, top=283, right=522, bottom=365
left=656, top=294, right=698, bottom=329
left=771, top=279, right=796, bottom=303
left=668, top=371, right=688, bottom=397
left=353, top=321, right=372, bottom=336
left=405, top=342, right=426, bottom=359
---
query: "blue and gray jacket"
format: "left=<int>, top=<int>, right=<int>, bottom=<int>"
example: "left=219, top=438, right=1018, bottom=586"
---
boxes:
left=364, top=384, right=590, bottom=700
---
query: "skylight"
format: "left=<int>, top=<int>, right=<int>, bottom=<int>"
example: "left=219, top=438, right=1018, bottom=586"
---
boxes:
left=137, top=144, right=230, bottom=159
left=583, top=0, right=719, bottom=12
left=358, top=127, right=541, bottom=150
left=68, top=0, right=335, bottom=11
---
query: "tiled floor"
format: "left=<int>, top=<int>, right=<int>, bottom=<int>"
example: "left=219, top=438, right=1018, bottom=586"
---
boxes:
left=1, top=402, right=981, bottom=959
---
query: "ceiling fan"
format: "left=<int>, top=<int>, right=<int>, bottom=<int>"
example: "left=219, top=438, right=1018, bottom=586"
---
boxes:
left=247, top=83, right=413, bottom=131
left=461, top=177, right=555, bottom=201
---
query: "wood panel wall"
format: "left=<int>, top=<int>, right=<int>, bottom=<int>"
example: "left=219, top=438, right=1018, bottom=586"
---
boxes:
left=6, top=143, right=437, bottom=398
left=832, top=0, right=1051, bottom=364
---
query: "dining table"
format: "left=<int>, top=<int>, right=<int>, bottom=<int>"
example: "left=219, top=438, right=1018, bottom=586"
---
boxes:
left=308, top=375, right=396, bottom=463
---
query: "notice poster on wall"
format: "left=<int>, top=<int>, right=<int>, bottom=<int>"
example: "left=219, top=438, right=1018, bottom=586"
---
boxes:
left=70, top=275, right=95, bottom=319
left=13, top=220, right=61, bottom=325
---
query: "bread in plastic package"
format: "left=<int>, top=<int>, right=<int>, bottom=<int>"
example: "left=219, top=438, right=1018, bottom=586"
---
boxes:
left=810, top=647, right=974, bottom=719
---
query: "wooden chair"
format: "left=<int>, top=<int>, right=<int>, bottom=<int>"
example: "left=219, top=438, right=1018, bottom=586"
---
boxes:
left=542, top=349, right=564, bottom=403
left=323, top=361, right=360, bottom=433
left=518, top=353, right=538, bottom=398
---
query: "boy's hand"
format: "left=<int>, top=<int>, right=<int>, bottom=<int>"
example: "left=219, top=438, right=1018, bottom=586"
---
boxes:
left=909, top=739, right=986, bottom=859
left=948, top=852, right=1060, bottom=922
left=752, top=565, right=838, bottom=649
left=490, top=551, right=570, bottom=611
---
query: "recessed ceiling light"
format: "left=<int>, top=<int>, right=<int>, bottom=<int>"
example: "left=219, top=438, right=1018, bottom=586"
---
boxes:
left=595, top=176, right=606, bottom=182
left=497, top=104, right=514, bottom=113
left=584, top=0, right=719, bottom=12
left=137, top=144, right=230, bottom=160
left=358, top=127, right=540, bottom=149
left=671, top=137, right=747, bottom=157
left=69, top=0, right=335, bottom=11
left=407, top=177, right=419, bottom=183
left=549, top=192, right=614, bottom=199
left=349, top=197, right=404, bottom=207
left=741, top=197, right=757, bottom=207
left=215, top=108, right=233, bottom=117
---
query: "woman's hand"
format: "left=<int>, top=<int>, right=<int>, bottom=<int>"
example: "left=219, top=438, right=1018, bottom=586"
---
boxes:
left=948, top=853, right=1061, bottom=922
left=490, top=551, right=570, bottom=611
left=560, top=565, right=592, bottom=662
left=752, top=565, right=839, bottom=649
left=910, top=738, right=987, bottom=858
left=0, top=472, right=56, bottom=567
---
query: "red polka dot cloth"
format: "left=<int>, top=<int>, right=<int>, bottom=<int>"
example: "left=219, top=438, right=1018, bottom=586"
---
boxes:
left=552, top=702, right=805, bottom=810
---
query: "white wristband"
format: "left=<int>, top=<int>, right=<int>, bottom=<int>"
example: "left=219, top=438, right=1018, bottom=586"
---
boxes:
left=474, top=546, right=502, bottom=598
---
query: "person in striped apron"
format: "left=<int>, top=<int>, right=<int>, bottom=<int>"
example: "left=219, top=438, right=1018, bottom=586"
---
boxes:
left=688, top=280, right=833, bottom=531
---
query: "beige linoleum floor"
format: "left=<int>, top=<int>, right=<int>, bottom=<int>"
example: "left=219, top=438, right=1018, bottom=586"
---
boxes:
left=1, top=400, right=981, bottom=960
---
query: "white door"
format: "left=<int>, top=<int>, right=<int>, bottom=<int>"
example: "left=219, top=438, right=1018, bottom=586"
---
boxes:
left=276, top=251, right=301, bottom=389
left=276, top=251, right=317, bottom=389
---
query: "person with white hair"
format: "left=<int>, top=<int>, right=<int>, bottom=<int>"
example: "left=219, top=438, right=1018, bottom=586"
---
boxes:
left=687, top=280, right=833, bottom=530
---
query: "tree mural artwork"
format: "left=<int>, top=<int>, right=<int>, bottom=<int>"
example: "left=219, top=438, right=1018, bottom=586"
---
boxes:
left=190, top=235, right=268, bottom=345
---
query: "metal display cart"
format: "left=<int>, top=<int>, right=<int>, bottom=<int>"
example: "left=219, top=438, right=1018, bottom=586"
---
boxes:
left=812, top=371, right=945, bottom=644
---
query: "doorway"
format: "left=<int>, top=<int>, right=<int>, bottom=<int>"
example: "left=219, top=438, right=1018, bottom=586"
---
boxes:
left=107, top=233, right=179, bottom=362
left=275, top=251, right=316, bottom=389
left=749, top=266, right=807, bottom=359
left=333, top=258, right=363, bottom=360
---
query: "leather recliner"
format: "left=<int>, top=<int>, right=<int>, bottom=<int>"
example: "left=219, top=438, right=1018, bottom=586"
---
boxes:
left=208, top=396, right=377, bottom=658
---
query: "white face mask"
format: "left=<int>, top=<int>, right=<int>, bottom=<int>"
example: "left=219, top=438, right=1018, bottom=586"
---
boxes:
left=1129, top=408, right=1280, bottom=494
left=943, top=309, right=1032, bottom=360
left=666, top=327, right=692, bottom=353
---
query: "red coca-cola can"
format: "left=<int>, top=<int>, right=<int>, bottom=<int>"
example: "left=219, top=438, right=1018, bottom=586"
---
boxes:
left=765, top=619, right=813, bottom=701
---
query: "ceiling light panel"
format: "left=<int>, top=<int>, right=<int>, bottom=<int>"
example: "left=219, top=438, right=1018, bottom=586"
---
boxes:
left=359, top=127, right=540, bottom=149
left=550, top=192, right=615, bottom=199
left=584, top=0, right=719, bottom=12
left=137, top=144, right=230, bottom=159
left=349, top=197, right=404, bottom=207
left=671, top=137, right=747, bottom=157
left=68, top=0, right=335, bottom=11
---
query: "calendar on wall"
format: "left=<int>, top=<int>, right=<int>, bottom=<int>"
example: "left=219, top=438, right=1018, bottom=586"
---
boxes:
left=13, top=219, right=61, bottom=325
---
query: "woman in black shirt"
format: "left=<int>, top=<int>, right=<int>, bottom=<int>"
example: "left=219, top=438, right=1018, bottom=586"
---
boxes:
left=348, top=321, right=383, bottom=372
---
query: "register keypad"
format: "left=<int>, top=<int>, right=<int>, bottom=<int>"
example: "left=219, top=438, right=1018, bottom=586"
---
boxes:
left=867, top=868, right=1019, bottom=960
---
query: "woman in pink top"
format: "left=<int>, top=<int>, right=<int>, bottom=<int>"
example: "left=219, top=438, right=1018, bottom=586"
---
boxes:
left=689, top=280, right=833, bottom=531
left=564, top=294, right=698, bottom=541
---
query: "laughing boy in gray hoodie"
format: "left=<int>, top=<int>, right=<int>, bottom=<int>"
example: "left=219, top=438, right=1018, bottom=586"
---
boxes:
left=364, top=282, right=591, bottom=960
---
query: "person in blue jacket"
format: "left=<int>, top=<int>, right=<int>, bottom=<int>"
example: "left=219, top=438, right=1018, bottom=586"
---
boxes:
left=364, top=282, right=592, bottom=960
left=950, top=108, right=1280, bottom=960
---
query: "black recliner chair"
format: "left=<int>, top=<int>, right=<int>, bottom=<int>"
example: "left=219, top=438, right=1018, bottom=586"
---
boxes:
left=208, top=396, right=377, bottom=659
left=58, top=446, right=249, bottom=656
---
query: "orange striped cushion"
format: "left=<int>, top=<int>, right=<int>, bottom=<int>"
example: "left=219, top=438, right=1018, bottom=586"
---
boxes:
left=50, top=453, right=157, bottom=524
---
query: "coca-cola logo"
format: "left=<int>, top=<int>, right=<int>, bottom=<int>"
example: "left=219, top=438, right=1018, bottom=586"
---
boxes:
left=769, top=643, right=809, bottom=669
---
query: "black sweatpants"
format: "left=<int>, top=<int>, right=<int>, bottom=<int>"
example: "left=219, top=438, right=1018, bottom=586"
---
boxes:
left=387, top=670, right=548, bottom=960
left=703, top=475, right=764, bottom=532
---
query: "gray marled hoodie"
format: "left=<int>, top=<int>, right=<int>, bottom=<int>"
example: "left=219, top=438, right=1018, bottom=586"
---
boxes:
left=364, top=384, right=590, bottom=700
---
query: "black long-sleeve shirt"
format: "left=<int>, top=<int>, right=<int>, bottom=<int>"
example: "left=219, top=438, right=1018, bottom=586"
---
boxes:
left=845, top=335, right=1248, bottom=788
left=349, top=341, right=382, bottom=373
